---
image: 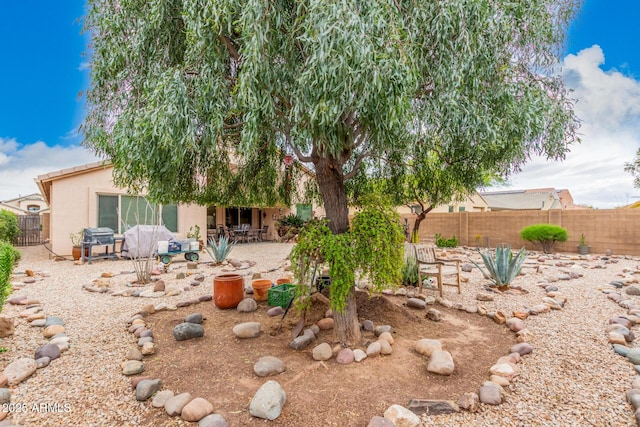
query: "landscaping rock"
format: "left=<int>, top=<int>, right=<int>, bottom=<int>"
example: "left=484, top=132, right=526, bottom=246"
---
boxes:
left=0, top=317, right=14, bottom=338
left=353, top=349, right=367, bottom=362
left=152, top=390, right=174, bottom=408
left=165, top=392, right=194, bottom=417
left=267, top=306, right=284, bottom=317
left=237, top=298, right=258, bottom=313
left=378, top=331, right=394, bottom=345
left=374, top=325, right=392, bottom=336
left=122, top=360, right=144, bottom=376
left=253, top=356, right=286, bottom=377
left=510, top=342, right=534, bottom=356
left=406, top=399, right=459, bottom=415
left=312, top=343, right=333, bottom=361
left=185, top=313, right=203, bottom=324
left=367, top=416, right=395, bottom=427
left=34, top=343, right=61, bottom=361
left=35, top=357, right=50, bottom=369
left=233, top=322, right=261, bottom=339
left=479, top=382, right=502, bottom=405
left=3, top=358, right=37, bottom=386
left=457, top=392, right=480, bottom=412
left=426, top=309, right=441, bottom=322
left=336, top=348, right=355, bottom=365
left=415, top=339, right=442, bottom=357
left=198, top=413, right=229, bottom=427
left=182, top=397, right=215, bottom=422
left=249, top=380, right=286, bottom=420
left=406, top=298, right=426, bottom=309
left=173, top=323, right=204, bottom=341
left=427, top=351, right=455, bottom=375
left=136, top=379, right=162, bottom=401
left=383, top=404, right=421, bottom=427
left=317, top=318, right=334, bottom=330
left=289, top=334, right=313, bottom=350
left=366, top=341, right=382, bottom=357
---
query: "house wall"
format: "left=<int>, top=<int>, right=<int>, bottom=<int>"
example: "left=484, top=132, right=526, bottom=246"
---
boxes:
left=403, top=209, right=640, bottom=255
left=49, top=167, right=207, bottom=256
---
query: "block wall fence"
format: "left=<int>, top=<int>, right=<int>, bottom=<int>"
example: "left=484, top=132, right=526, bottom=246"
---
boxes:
left=400, top=209, right=640, bottom=256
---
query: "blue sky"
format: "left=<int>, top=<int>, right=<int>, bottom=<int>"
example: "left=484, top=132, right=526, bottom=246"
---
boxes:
left=1, top=1, right=639, bottom=208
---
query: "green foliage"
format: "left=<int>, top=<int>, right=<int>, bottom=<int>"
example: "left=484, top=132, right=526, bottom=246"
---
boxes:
left=520, top=224, right=568, bottom=254
left=205, top=236, right=236, bottom=264
left=470, top=246, right=527, bottom=288
left=578, top=233, right=587, bottom=246
left=352, top=197, right=404, bottom=291
left=435, top=233, right=459, bottom=248
left=0, top=242, right=19, bottom=313
left=291, top=199, right=403, bottom=312
left=401, top=254, right=419, bottom=286
left=0, top=210, right=20, bottom=243
left=276, top=214, right=305, bottom=228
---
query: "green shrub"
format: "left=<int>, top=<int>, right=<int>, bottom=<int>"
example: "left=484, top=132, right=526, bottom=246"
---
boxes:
left=520, top=224, right=568, bottom=254
left=0, top=242, right=19, bottom=313
left=401, top=254, right=419, bottom=286
left=0, top=210, right=20, bottom=243
left=435, top=233, right=459, bottom=248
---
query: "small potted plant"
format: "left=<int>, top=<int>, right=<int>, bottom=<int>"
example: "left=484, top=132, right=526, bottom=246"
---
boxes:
left=577, top=233, right=590, bottom=255
left=70, top=230, right=85, bottom=260
left=187, top=225, right=203, bottom=251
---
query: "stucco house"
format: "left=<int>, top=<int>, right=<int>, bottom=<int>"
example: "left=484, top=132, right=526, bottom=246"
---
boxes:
left=395, top=192, right=489, bottom=216
left=35, top=161, right=314, bottom=256
left=0, top=193, right=48, bottom=216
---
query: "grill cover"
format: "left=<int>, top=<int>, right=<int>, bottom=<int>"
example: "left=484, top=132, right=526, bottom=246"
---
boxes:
left=83, top=227, right=115, bottom=245
left=120, top=225, right=175, bottom=258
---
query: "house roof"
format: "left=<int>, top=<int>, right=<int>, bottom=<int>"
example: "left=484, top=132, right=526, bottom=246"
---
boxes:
left=480, top=189, right=563, bottom=210
left=35, top=160, right=112, bottom=204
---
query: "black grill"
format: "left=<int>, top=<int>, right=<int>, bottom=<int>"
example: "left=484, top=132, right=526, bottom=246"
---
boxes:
left=83, top=227, right=115, bottom=245
left=82, top=227, right=118, bottom=264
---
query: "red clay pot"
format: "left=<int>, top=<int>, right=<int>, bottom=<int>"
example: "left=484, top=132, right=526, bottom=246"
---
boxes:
left=213, top=274, right=244, bottom=309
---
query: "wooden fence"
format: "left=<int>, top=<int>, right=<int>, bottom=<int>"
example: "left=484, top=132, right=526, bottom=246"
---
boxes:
left=14, top=214, right=42, bottom=246
left=401, top=209, right=640, bottom=256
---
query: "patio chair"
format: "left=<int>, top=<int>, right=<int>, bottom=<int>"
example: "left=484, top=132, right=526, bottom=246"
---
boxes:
left=414, top=245, right=461, bottom=297
left=258, top=225, right=268, bottom=241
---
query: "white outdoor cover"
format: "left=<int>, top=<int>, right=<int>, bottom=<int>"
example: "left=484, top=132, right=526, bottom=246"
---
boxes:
left=121, top=225, right=175, bottom=258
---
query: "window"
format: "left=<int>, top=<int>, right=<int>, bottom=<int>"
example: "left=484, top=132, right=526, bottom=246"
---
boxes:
left=98, top=194, right=177, bottom=233
left=448, top=205, right=454, bottom=213
left=26, top=204, right=40, bottom=212
left=459, top=206, right=466, bottom=212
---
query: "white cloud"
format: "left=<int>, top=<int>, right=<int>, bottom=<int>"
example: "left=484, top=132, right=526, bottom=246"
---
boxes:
left=0, top=138, right=101, bottom=201
left=490, top=45, right=640, bottom=208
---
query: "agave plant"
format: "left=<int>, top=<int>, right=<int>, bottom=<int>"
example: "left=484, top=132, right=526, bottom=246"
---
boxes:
left=470, top=246, right=527, bottom=288
left=205, top=236, right=236, bottom=264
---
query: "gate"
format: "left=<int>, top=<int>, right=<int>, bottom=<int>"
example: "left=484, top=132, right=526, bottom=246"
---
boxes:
left=15, top=214, right=41, bottom=246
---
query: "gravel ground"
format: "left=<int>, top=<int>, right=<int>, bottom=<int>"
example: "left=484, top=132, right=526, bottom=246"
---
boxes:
left=1, top=243, right=639, bottom=426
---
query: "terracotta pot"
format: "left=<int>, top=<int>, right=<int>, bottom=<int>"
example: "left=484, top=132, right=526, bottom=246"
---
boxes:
left=213, top=274, right=244, bottom=309
left=276, top=277, right=292, bottom=285
left=252, top=279, right=273, bottom=301
left=72, top=246, right=89, bottom=261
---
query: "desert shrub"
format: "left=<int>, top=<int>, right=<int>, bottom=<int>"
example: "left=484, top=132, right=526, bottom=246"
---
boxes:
left=0, top=242, right=19, bottom=312
left=401, top=254, right=419, bottom=286
left=0, top=210, right=20, bottom=243
left=205, top=235, right=236, bottom=263
left=435, top=233, right=459, bottom=248
left=470, top=246, right=527, bottom=288
left=520, top=224, right=568, bottom=254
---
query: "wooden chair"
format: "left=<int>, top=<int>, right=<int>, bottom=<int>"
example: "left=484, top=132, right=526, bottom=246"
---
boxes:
left=413, top=245, right=462, bottom=297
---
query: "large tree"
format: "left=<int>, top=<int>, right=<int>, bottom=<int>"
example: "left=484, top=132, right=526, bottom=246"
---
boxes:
left=83, top=0, right=580, bottom=345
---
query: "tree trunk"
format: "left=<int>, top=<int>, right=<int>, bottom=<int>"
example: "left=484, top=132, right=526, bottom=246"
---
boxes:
left=314, top=153, right=362, bottom=345
left=314, top=155, right=350, bottom=234
left=411, top=206, right=432, bottom=243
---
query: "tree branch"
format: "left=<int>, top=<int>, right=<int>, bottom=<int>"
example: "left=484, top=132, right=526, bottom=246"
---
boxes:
left=343, top=148, right=372, bottom=181
left=219, top=35, right=240, bottom=61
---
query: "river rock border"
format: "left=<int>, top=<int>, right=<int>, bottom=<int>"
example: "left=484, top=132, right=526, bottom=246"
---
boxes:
left=599, top=263, right=640, bottom=427
left=117, top=261, right=577, bottom=426
left=0, top=270, right=71, bottom=425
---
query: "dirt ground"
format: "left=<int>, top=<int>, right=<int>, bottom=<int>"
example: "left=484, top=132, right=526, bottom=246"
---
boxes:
left=140, top=288, right=516, bottom=427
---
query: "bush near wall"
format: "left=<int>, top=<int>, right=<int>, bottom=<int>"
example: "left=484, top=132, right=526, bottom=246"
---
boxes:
left=520, top=224, right=568, bottom=254
left=0, top=210, right=20, bottom=244
left=0, top=242, right=19, bottom=313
